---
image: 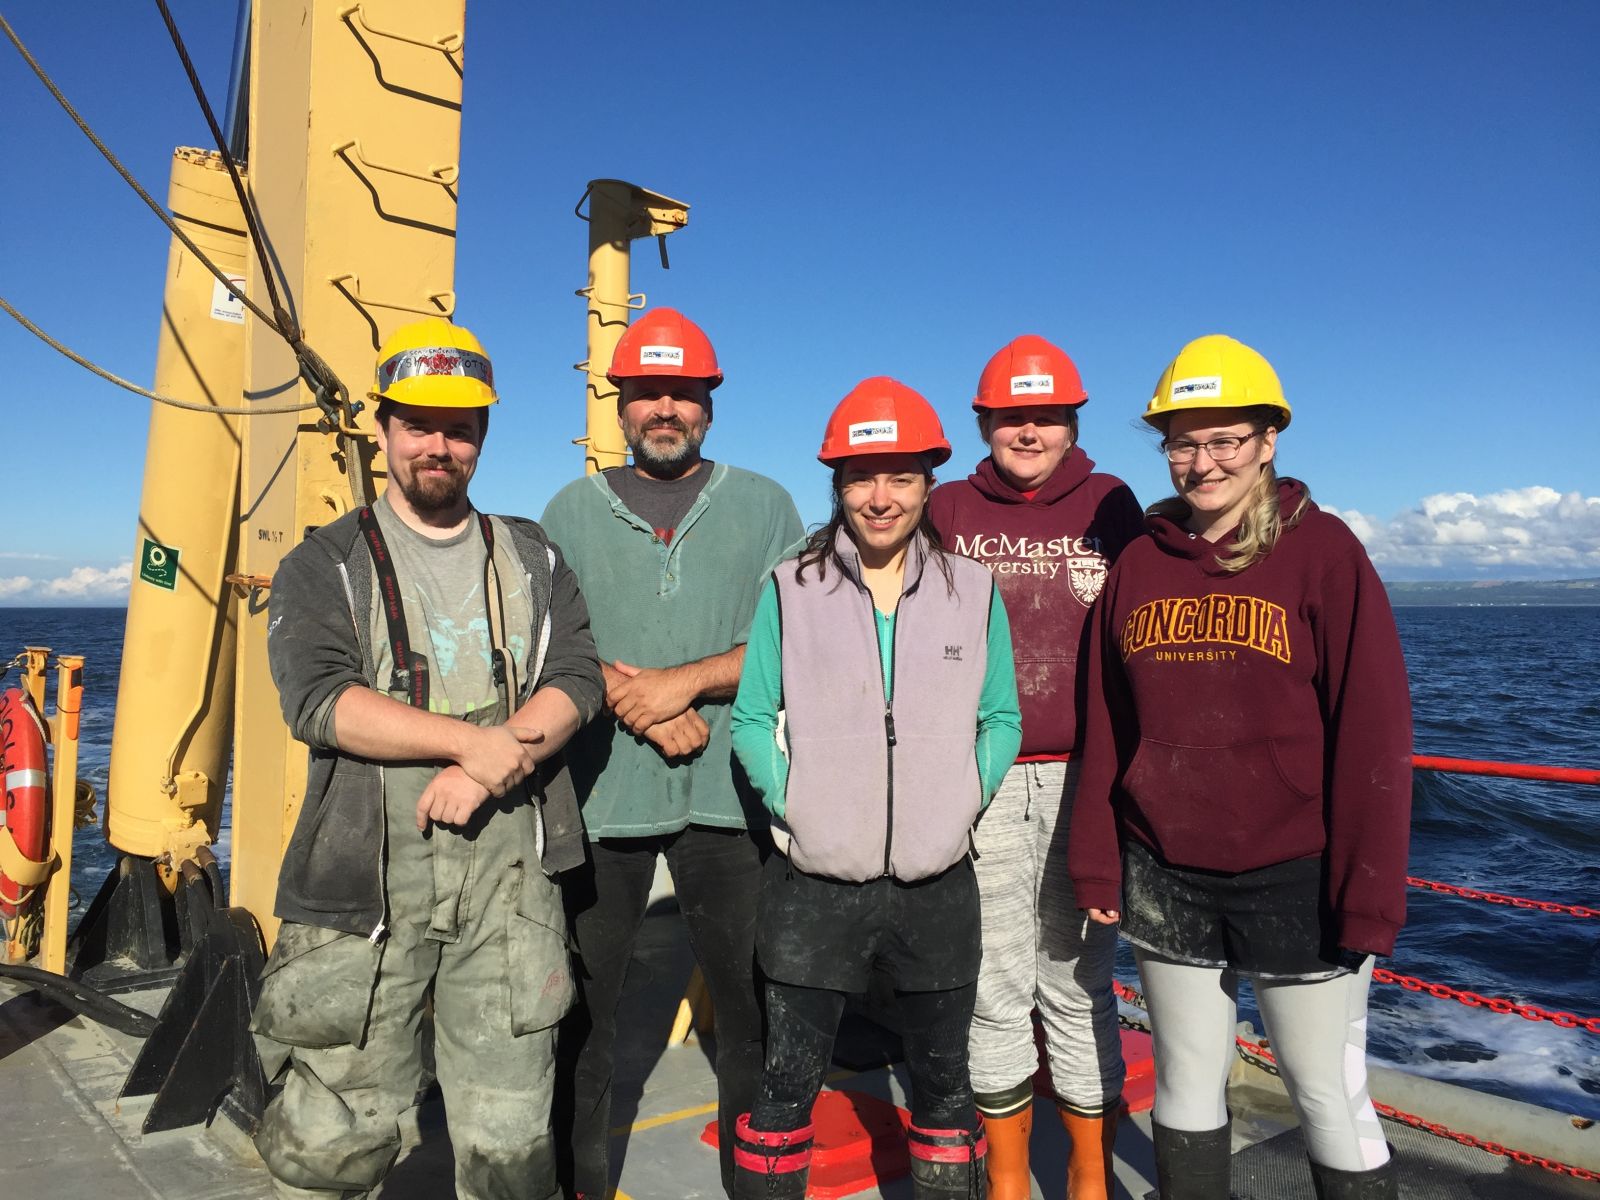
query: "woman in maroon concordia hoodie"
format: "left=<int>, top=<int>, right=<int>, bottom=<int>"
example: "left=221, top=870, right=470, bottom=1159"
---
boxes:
left=927, top=335, right=1145, bottom=1200
left=1069, top=335, right=1411, bottom=1200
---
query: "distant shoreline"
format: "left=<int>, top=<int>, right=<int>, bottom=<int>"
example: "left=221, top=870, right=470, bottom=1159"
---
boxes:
left=1384, top=578, right=1600, bottom=607
left=6, top=579, right=1600, bottom=612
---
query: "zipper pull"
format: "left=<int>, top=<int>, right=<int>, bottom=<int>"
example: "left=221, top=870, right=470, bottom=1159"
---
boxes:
left=884, top=705, right=897, bottom=746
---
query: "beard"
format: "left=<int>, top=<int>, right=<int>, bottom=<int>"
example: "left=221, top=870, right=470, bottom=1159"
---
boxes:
left=626, top=415, right=708, bottom=477
left=396, top=460, right=468, bottom=514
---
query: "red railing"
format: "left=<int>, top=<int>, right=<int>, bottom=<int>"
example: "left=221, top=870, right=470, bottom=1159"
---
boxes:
left=1114, top=753, right=1600, bottom=1179
left=1412, top=754, right=1600, bottom=787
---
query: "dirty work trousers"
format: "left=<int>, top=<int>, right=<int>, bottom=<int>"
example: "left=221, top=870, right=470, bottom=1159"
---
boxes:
left=1137, top=951, right=1388, bottom=1172
left=555, top=824, right=765, bottom=1198
left=253, top=757, right=572, bottom=1200
left=968, top=761, right=1124, bottom=1116
left=753, top=980, right=980, bottom=1134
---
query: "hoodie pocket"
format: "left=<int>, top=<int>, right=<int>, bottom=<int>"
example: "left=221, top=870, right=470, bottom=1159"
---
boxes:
left=1122, top=736, right=1324, bottom=863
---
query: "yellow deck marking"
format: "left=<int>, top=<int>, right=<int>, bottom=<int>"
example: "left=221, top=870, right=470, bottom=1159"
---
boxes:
left=609, top=1067, right=869, bottom=1138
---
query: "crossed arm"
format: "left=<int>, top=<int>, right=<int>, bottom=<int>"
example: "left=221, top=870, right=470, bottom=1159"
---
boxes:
left=332, top=683, right=582, bottom=830
left=603, top=646, right=746, bottom=760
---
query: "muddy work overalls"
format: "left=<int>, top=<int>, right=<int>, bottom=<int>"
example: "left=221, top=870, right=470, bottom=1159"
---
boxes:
left=253, top=512, right=575, bottom=1200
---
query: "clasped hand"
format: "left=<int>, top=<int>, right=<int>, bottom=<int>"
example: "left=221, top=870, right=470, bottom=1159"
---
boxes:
left=416, top=724, right=544, bottom=831
left=606, top=661, right=708, bottom=761
left=607, top=661, right=696, bottom=733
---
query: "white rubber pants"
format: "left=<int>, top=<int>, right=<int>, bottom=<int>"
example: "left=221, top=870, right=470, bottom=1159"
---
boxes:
left=1136, top=950, right=1390, bottom=1171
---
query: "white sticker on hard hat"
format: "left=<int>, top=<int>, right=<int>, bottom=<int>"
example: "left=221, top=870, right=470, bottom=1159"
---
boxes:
left=1010, top=373, right=1054, bottom=395
left=640, top=345, right=685, bottom=367
left=848, top=420, right=899, bottom=446
left=1170, top=375, right=1223, bottom=401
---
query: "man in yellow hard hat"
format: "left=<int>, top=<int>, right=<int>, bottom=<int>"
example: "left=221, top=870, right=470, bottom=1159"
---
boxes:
left=254, top=317, right=604, bottom=1200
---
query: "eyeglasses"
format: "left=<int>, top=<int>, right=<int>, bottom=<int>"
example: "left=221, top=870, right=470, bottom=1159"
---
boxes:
left=1160, top=431, right=1261, bottom=464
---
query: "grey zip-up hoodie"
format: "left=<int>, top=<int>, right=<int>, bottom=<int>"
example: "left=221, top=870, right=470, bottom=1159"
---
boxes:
left=266, top=507, right=603, bottom=936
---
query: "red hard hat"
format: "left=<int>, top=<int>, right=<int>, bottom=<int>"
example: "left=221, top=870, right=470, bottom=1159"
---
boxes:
left=817, top=377, right=951, bottom=467
left=607, top=307, right=723, bottom=389
left=973, top=334, right=1087, bottom=411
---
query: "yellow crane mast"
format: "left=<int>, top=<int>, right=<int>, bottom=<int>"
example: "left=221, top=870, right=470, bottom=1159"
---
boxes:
left=6, top=0, right=690, bottom=1135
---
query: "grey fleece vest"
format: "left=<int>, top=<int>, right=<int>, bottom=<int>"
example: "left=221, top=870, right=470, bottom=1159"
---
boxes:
left=774, top=531, right=994, bottom=883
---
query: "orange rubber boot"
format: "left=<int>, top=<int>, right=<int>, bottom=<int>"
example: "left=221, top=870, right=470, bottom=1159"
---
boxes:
left=982, top=1106, right=1034, bottom=1200
left=1060, top=1106, right=1118, bottom=1200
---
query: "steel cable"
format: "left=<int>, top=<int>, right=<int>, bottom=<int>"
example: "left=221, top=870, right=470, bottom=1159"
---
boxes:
left=0, top=11, right=279, bottom=331
left=151, top=0, right=298, bottom=344
left=1, top=10, right=355, bottom=431
left=1, top=294, right=316, bottom=416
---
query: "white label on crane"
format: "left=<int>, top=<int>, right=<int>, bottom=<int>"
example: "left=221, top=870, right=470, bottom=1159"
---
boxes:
left=211, top=275, right=247, bottom=324
left=848, top=420, right=899, bottom=446
left=1010, top=373, right=1055, bottom=395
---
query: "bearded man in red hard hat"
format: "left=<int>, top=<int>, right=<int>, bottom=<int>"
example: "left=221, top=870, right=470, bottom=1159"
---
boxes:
left=541, top=308, right=804, bottom=1199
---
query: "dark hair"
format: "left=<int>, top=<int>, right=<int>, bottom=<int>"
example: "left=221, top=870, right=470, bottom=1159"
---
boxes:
left=375, top=397, right=489, bottom=438
left=795, top=465, right=955, bottom=593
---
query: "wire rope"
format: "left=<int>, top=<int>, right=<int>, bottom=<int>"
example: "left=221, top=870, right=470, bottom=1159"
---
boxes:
left=1, top=294, right=316, bottom=416
left=0, top=9, right=358, bottom=440
left=151, top=0, right=297, bottom=344
left=0, top=11, right=280, bottom=332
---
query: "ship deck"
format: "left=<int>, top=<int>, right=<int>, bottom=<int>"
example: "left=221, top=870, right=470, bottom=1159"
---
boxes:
left=3, top=888, right=1593, bottom=1198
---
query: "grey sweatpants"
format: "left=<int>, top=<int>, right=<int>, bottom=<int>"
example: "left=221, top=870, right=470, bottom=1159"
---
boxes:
left=968, top=761, right=1125, bottom=1116
left=1137, top=950, right=1390, bottom=1172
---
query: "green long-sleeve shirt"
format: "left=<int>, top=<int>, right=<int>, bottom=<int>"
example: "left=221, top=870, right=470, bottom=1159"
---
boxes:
left=731, top=577, right=1022, bottom=820
left=541, top=463, right=804, bottom=836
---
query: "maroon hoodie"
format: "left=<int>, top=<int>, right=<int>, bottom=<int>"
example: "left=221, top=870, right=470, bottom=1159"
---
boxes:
left=928, top=448, right=1144, bottom=757
left=1068, top=480, right=1413, bottom=955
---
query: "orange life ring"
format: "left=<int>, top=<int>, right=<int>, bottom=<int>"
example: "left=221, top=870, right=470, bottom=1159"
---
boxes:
left=1, top=687, right=51, bottom=918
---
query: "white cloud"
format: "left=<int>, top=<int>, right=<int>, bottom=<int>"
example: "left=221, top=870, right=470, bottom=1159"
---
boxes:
left=0, top=562, right=132, bottom=604
left=1324, top=488, right=1600, bottom=577
left=0, top=552, right=62, bottom=562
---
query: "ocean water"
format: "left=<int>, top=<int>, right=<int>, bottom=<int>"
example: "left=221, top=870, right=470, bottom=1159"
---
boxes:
left=1, top=605, right=1597, bottom=1117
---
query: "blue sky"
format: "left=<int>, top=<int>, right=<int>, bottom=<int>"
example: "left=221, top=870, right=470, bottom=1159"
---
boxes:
left=3, top=2, right=1597, bottom=602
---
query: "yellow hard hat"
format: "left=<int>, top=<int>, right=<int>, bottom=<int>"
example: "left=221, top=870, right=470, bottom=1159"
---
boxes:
left=1144, top=334, right=1289, bottom=429
left=371, top=317, right=498, bottom=408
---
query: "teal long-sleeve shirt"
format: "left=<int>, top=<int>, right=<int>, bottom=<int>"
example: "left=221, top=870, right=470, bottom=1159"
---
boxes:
left=731, top=577, right=1022, bottom=820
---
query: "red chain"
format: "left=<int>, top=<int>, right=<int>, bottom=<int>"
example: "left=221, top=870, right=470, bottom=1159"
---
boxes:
left=1372, top=968, right=1600, bottom=1034
left=1408, top=876, right=1598, bottom=919
left=1232, top=1037, right=1599, bottom=1182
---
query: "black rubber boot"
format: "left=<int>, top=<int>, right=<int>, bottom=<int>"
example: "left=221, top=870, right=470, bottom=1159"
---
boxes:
left=908, top=1121, right=988, bottom=1198
left=1151, top=1119, right=1232, bottom=1199
left=731, top=1114, right=812, bottom=1199
left=1308, top=1150, right=1399, bottom=1200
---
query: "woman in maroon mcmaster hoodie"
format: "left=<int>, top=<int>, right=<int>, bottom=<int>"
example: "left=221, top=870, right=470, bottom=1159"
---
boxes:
left=927, top=334, right=1145, bottom=1200
left=1069, top=335, right=1412, bottom=1200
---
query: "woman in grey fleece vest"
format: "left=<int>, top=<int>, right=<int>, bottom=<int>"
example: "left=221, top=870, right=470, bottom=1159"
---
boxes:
left=730, top=378, right=1021, bottom=1200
